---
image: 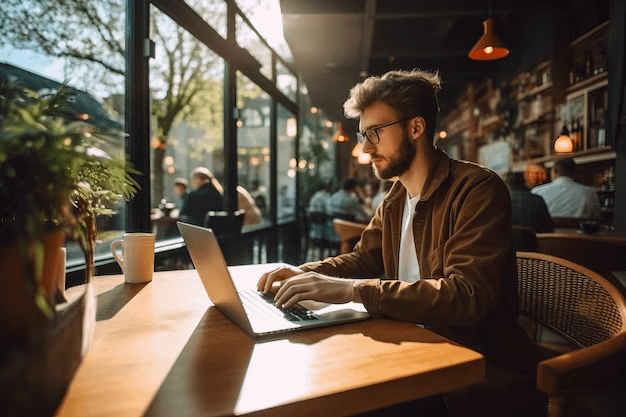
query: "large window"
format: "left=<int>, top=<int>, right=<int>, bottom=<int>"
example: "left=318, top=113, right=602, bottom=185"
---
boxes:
left=2, top=0, right=312, bottom=274
left=236, top=72, right=271, bottom=228
left=0, top=0, right=128, bottom=267
left=149, top=5, right=226, bottom=241
left=277, top=104, right=297, bottom=223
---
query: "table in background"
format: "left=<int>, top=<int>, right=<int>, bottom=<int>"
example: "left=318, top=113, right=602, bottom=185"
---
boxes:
left=56, top=265, right=484, bottom=417
left=535, top=230, right=626, bottom=292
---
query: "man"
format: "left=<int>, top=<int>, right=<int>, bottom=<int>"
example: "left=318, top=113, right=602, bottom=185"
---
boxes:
left=258, top=69, right=544, bottom=415
left=179, top=167, right=224, bottom=226
left=325, top=177, right=369, bottom=223
left=531, top=157, right=601, bottom=219
left=504, top=171, right=554, bottom=233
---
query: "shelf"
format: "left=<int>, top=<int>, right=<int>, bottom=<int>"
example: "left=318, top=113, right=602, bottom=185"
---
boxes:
left=510, top=147, right=616, bottom=172
left=517, top=82, right=552, bottom=100
left=565, top=71, right=608, bottom=95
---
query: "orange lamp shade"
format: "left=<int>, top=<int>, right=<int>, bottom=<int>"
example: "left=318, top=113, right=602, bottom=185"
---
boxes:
left=468, top=18, right=510, bottom=61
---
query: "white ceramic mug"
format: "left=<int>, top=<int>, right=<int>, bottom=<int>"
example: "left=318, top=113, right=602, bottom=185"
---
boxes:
left=110, top=233, right=155, bottom=284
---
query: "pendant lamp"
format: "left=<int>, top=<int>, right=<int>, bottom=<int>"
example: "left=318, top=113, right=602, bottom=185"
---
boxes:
left=468, top=1, right=509, bottom=61
left=554, top=125, right=574, bottom=153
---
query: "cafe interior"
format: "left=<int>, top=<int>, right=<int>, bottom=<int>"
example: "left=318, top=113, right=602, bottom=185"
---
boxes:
left=2, top=0, right=626, bottom=416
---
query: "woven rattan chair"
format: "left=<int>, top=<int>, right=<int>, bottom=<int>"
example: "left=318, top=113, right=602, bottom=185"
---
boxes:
left=516, top=252, right=626, bottom=417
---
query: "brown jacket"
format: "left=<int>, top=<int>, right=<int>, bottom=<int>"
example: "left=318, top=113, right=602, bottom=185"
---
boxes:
left=301, top=147, right=541, bottom=374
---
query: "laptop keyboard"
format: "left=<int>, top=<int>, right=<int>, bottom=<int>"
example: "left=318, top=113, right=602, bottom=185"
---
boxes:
left=239, top=290, right=318, bottom=322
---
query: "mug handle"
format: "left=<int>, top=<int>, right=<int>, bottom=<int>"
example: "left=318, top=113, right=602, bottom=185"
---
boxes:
left=110, top=240, right=125, bottom=270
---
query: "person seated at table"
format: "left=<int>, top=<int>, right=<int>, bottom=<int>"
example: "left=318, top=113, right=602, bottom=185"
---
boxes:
left=326, top=177, right=370, bottom=223
left=503, top=171, right=554, bottom=233
left=235, top=184, right=262, bottom=226
left=258, top=69, right=545, bottom=416
left=531, top=157, right=601, bottom=220
left=173, top=177, right=188, bottom=206
left=307, top=181, right=333, bottom=242
left=179, top=167, right=224, bottom=226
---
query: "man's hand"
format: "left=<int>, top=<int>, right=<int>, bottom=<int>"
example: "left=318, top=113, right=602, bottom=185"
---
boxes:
left=273, top=272, right=356, bottom=309
left=257, top=265, right=305, bottom=293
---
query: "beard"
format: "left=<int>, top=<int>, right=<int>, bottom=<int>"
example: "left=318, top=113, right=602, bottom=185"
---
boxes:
left=371, top=130, right=416, bottom=180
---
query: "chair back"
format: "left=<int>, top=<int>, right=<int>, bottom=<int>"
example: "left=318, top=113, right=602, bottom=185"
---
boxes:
left=512, top=225, right=537, bottom=252
left=304, top=211, right=332, bottom=260
left=307, top=211, right=328, bottom=225
left=333, top=218, right=367, bottom=254
left=204, top=209, right=245, bottom=236
left=534, top=233, right=626, bottom=282
left=517, top=252, right=625, bottom=348
left=516, top=251, right=626, bottom=417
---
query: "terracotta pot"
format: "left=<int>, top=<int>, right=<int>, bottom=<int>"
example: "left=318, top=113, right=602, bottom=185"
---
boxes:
left=0, top=229, right=66, bottom=346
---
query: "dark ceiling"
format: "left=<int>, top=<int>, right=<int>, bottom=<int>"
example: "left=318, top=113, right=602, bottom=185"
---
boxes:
left=279, top=0, right=609, bottom=130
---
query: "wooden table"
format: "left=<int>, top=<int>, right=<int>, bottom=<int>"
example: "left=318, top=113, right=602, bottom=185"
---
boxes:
left=56, top=264, right=484, bottom=417
left=548, top=229, right=626, bottom=245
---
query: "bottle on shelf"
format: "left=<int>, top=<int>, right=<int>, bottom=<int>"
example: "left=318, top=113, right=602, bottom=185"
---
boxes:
left=598, top=108, right=606, bottom=148
left=585, top=49, right=593, bottom=79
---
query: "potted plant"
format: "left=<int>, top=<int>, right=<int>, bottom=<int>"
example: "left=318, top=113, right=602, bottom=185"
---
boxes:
left=0, top=81, right=139, bottom=415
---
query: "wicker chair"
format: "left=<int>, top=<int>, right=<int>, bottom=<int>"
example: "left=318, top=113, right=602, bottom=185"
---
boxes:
left=516, top=252, right=626, bottom=417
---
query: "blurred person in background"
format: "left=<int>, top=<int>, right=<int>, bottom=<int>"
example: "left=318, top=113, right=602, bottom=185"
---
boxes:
left=531, top=157, right=601, bottom=220
left=179, top=167, right=224, bottom=226
left=326, top=177, right=370, bottom=223
left=504, top=171, right=554, bottom=233
left=173, top=177, right=188, bottom=206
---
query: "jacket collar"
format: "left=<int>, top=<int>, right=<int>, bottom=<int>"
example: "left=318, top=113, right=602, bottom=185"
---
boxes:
left=385, top=146, right=451, bottom=205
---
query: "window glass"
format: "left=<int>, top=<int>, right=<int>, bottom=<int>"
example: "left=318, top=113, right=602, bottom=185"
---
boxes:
left=0, top=0, right=127, bottom=267
left=186, top=0, right=228, bottom=39
left=237, top=72, right=271, bottom=230
left=277, top=104, right=297, bottom=223
left=236, top=0, right=293, bottom=62
left=276, top=60, right=297, bottom=101
left=236, top=14, right=273, bottom=80
left=298, top=91, right=336, bottom=207
left=149, top=5, right=225, bottom=241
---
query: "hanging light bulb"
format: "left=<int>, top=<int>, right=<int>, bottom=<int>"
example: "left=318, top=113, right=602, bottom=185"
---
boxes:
left=468, top=1, right=509, bottom=61
left=468, top=18, right=510, bottom=60
left=554, top=125, right=574, bottom=153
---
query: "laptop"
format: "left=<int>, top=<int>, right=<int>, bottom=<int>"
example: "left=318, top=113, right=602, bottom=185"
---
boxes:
left=177, top=221, right=370, bottom=337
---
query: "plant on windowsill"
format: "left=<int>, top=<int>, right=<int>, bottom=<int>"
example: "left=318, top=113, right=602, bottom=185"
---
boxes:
left=0, top=81, right=139, bottom=415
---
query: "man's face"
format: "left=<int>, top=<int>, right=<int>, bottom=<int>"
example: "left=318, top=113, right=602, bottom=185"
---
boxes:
left=359, top=101, right=417, bottom=180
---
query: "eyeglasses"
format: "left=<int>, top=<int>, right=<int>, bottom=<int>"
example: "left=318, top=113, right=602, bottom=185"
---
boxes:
left=356, top=117, right=414, bottom=146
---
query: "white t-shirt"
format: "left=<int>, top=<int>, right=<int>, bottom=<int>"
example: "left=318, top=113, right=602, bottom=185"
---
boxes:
left=398, top=192, right=421, bottom=283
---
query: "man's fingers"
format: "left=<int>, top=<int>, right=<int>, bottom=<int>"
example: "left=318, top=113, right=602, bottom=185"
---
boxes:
left=275, top=283, right=310, bottom=308
left=257, top=266, right=301, bottom=293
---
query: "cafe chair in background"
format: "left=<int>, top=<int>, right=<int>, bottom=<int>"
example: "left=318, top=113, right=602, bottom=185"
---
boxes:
left=534, top=233, right=626, bottom=290
left=333, top=218, right=367, bottom=255
left=512, top=225, right=537, bottom=252
left=516, top=252, right=626, bottom=417
left=204, top=209, right=247, bottom=265
left=304, top=211, right=331, bottom=261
